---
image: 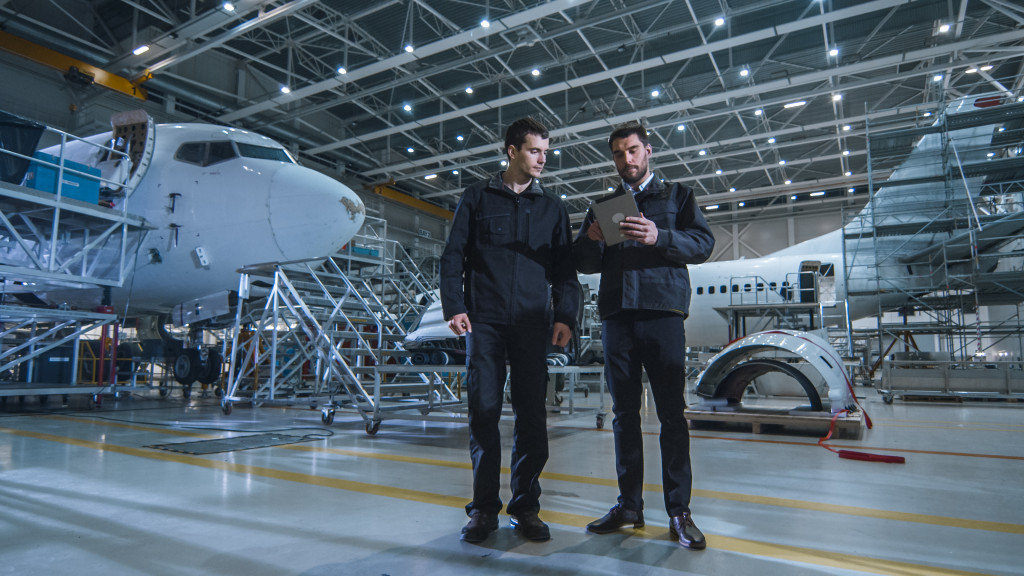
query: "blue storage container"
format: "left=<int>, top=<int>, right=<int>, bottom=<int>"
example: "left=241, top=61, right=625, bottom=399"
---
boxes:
left=23, top=151, right=101, bottom=204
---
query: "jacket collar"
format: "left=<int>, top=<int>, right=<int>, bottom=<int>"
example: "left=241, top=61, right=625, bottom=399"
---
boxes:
left=490, top=171, right=543, bottom=197
left=620, top=173, right=666, bottom=202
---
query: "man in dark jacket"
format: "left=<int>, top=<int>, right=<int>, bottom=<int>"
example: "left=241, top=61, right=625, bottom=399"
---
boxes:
left=574, top=122, right=715, bottom=550
left=440, top=117, right=579, bottom=543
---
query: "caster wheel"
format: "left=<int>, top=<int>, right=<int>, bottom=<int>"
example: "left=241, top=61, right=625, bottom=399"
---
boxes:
left=183, top=385, right=192, bottom=400
left=596, top=414, right=605, bottom=429
left=158, top=385, right=170, bottom=398
left=365, top=421, right=380, bottom=435
left=221, top=401, right=232, bottom=415
left=321, top=409, right=335, bottom=425
left=883, top=394, right=894, bottom=404
left=214, top=386, right=224, bottom=398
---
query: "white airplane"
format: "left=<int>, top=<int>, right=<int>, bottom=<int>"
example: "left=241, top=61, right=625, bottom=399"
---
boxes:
left=684, top=93, right=1024, bottom=349
left=405, top=92, right=1023, bottom=412
left=1, top=110, right=366, bottom=388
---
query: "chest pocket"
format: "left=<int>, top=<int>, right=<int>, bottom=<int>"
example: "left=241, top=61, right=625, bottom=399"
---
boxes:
left=639, top=198, right=677, bottom=228
left=477, top=213, right=513, bottom=245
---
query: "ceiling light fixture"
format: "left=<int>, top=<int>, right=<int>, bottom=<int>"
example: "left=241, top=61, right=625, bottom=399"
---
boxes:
left=767, top=137, right=776, bottom=144
left=677, top=124, right=686, bottom=131
left=785, top=179, right=792, bottom=185
left=465, top=87, right=473, bottom=94
left=740, top=69, right=749, bottom=77
left=698, top=150, right=707, bottom=156
left=843, top=124, right=852, bottom=131
left=531, top=68, right=540, bottom=76
left=456, top=135, right=464, bottom=141
left=829, top=48, right=838, bottom=57
left=403, top=104, right=412, bottom=111
left=754, top=109, right=763, bottom=116
left=222, top=2, right=235, bottom=11
left=784, top=100, right=806, bottom=108
left=337, top=67, right=347, bottom=75
left=810, top=191, right=825, bottom=197
left=424, top=174, right=437, bottom=180
left=706, top=204, right=719, bottom=210
left=133, top=45, right=150, bottom=56
left=651, top=89, right=660, bottom=97
left=405, top=45, right=414, bottom=53
left=407, top=147, right=414, bottom=153
left=480, top=19, right=490, bottom=28
left=714, top=17, right=725, bottom=26
left=279, top=86, right=290, bottom=94
left=832, top=94, right=842, bottom=101
left=933, top=74, right=943, bottom=82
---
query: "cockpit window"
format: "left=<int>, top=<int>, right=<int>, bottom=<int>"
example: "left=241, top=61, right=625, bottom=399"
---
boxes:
left=236, top=142, right=294, bottom=163
left=174, top=141, right=238, bottom=166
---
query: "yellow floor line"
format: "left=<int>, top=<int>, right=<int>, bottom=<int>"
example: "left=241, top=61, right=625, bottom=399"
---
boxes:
left=0, top=424, right=1011, bottom=576
left=0, top=424, right=996, bottom=576
left=29, top=414, right=1024, bottom=535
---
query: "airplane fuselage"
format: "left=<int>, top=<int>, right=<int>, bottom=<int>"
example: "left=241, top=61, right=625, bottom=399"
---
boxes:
left=36, top=123, right=365, bottom=319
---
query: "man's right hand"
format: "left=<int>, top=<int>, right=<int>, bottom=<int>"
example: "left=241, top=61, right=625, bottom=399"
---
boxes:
left=586, top=220, right=605, bottom=242
left=448, top=313, right=472, bottom=336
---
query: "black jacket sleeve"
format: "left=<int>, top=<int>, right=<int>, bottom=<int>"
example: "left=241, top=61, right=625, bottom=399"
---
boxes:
left=573, top=209, right=604, bottom=274
left=439, top=187, right=474, bottom=321
left=550, top=200, right=581, bottom=329
left=653, top=183, right=715, bottom=265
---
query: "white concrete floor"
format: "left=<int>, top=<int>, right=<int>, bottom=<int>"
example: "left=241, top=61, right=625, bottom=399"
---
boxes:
left=0, top=385, right=1020, bottom=576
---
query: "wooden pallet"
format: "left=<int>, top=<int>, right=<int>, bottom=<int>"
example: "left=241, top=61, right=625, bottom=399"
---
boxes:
left=686, top=405, right=864, bottom=439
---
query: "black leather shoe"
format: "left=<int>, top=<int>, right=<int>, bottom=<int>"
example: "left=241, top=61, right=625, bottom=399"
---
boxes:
left=669, top=513, right=706, bottom=550
left=510, top=511, right=550, bottom=541
left=586, top=504, right=644, bottom=534
left=461, top=512, right=498, bottom=543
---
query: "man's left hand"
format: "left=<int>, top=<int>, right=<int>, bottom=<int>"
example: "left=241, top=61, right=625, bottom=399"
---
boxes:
left=619, top=213, right=658, bottom=245
left=551, top=322, right=572, bottom=347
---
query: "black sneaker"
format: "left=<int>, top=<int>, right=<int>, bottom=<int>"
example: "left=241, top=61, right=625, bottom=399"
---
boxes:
left=509, top=511, right=551, bottom=541
left=461, top=512, right=498, bottom=543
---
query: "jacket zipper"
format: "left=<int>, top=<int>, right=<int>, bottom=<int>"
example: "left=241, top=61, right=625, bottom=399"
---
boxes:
left=510, top=194, right=520, bottom=324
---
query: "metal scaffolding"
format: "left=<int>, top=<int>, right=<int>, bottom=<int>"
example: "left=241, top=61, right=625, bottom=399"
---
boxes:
left=843, top=94, right=1024, bottom=400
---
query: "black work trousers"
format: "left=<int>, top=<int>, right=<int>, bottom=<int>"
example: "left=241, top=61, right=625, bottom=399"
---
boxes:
left=464, top=322, right=549, bottom=517
left=602, top=312, right=693, bottom=516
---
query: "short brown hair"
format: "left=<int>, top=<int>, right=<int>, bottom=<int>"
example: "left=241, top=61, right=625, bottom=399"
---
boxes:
left=505, top=117, right=549, bottom=157
left=608, top=122, right=649, bottom=151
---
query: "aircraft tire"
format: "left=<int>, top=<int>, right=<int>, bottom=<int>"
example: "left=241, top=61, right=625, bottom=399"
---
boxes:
left=173, top=350, right=200, bottom=386
left=197, top=349, right=222, bottom=385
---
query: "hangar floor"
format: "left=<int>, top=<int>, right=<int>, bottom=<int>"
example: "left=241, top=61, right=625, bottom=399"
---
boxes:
left=0, top=386, right=1020, bottom=576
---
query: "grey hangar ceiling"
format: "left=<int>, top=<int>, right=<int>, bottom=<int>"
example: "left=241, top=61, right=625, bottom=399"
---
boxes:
left=1, top=0, right=1022, bottom=222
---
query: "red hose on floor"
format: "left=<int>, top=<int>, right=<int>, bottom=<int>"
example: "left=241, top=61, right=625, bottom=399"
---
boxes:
left=819, top=410, right=906, bottom=464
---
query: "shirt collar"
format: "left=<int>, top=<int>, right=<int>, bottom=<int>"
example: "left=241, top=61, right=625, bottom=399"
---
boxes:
left=623, top=171, right=656, bottom=195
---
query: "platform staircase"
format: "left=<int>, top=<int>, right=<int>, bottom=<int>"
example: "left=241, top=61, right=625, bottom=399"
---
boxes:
left=222, top=250, right=459, bottom=434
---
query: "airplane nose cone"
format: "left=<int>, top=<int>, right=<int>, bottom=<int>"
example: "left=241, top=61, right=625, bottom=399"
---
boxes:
left=268, top=164, right=365, bottom=261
